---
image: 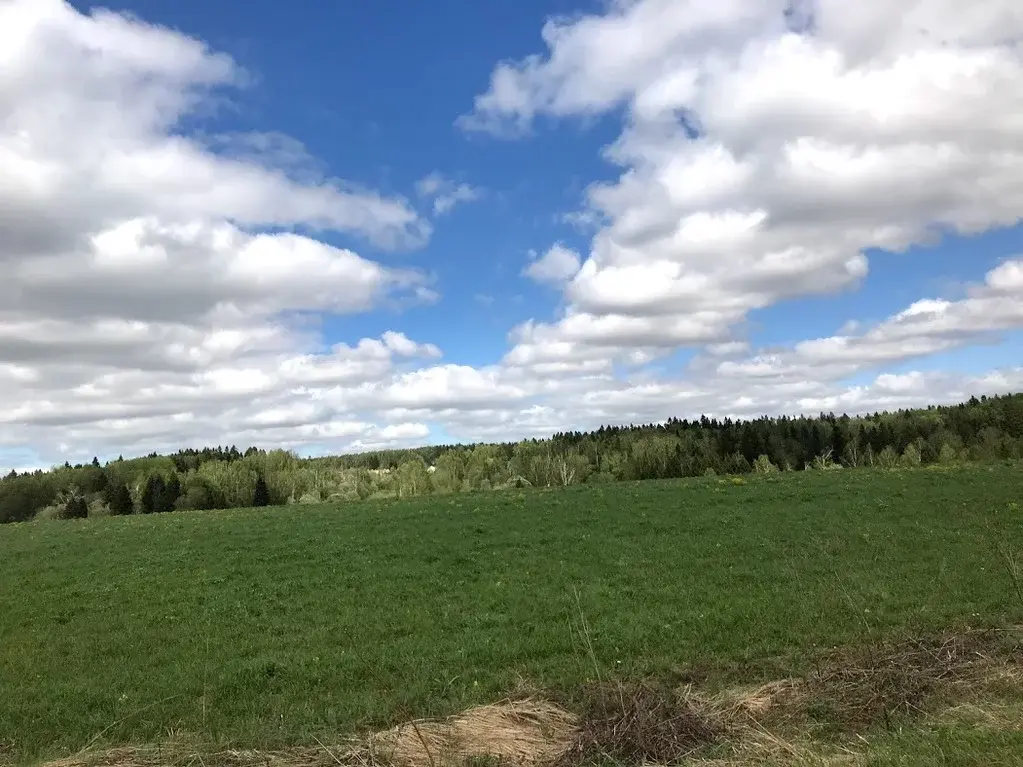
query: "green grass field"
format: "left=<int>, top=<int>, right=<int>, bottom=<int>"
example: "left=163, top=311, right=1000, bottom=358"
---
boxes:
left=2, top=465, right=1022, bottom=765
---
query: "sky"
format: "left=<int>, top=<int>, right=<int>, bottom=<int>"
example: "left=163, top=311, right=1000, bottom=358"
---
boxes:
left=2, top=0, right=1023, bottom=470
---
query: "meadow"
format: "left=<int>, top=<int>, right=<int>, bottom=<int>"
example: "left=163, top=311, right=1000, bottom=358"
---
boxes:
left=1, top=465, right=1022, bottom=765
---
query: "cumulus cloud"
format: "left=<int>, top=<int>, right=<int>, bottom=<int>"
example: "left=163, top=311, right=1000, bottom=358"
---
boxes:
left=716, top=258, right=1023, bottom=383
left=463, top=0, right=1023, bottom=368
left=4, top=0, right=1023, bottom=469
left=0, top=0, right=438, bottom=460
left=415, top=172, right=481, bottom=215
left=523, top=244, right=582, bottom=285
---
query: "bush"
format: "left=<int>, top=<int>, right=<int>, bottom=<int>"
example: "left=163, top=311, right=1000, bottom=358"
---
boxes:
left=88, top=499, right=112, bottom=518
left=35, top=505, right=62, bottom=521
left=876, top=446, right=901, bottom=469
left=175, top=473, right=225, bottom=512
left=61, top=496, right=88, bottom=520
left=900, top=444, right=923, bottom=468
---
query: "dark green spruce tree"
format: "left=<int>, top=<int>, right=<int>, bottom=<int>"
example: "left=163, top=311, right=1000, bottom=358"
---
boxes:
left=106, top=483, right=135, bottom=516
left=252, top=475, right=270, bottom=507
left=140, top=475, right=165, bottom=514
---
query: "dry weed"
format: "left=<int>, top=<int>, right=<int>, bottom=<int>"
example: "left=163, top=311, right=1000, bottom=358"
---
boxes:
left=555, top=681, right=722, bottom=766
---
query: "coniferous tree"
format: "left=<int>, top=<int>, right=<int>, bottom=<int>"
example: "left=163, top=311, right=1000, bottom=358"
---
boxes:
left=106, top=483, right=134, bottom=516
left=253, top=475, right=270, bottom=507
left=64, top=495, right=88, bottom=519
left=158, top=474, right=181, bottom=513
left=140, top=475, right=165, bottom=514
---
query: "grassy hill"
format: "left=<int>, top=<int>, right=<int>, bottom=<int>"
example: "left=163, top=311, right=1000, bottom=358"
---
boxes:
left=2, top=465, right=1022, bottom=765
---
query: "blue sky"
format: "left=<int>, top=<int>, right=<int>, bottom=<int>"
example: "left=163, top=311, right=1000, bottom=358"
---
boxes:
left=82, top=0, right=617, bottom=366
left=1, top=0, right=1021, bottom=468
left=74, top=0, right=1016, bottom=366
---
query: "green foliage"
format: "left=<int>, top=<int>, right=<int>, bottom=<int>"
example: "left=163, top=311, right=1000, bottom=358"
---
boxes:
left=158, top=473, right=180, bottom=513
left=901, top=442, right=923, bottom=468
left=105, top=483, right=135, bottom=516
left=252, top=475, right=270, bottom=507
left=58, top=493, right=88, bottom=520
left=140, top=475, right=167, bottom=514
left=175, top=472, right=225, bottom=512
left=465, top=444, right=506, bottom=490
left=0, top=475, right=56, bottom=524
left=511, top=441, right=593, bottom=486
left=937, top=442, right=961, bottom=466
left=395, top=459, right=431, bottom=498
left=197, top=460, right=257, bottom=508
left=876, top=445, right=901, bottom=469
left=431, top=450, right=467, bottom=493
left=3, top=392, right=1023, bottom=524
left=1, top=465, right=1021, bottom=763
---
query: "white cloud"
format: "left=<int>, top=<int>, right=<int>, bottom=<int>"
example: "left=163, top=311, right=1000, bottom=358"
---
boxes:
left=0, top=0, right=440, bottom=459
left=3, top=0, right=1023, bottom=467
left=415, top=172, right=481, bottom=215
left=560, top=209, right=603, bottom=233
left=462, top=0, right=1023, bottom=370
left=716, top=258, right=1023, bottom=383
left=523, top=243, right=582, bottom=285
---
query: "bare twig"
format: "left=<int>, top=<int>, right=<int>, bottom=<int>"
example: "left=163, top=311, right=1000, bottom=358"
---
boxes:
left=313, top=736, right=344, bottom=767
left=409, top=720, right=436, bottom=767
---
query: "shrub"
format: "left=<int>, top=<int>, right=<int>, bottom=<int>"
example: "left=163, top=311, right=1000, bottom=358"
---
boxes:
left=876, top=446, right=900, bottom=469
left=175, top=473, right=225, bottom=512
left=61, top=496, right=88, bottom=520
left=900, top=444, right=923, bottom=468
left=87, top=499, right=112, bottom=518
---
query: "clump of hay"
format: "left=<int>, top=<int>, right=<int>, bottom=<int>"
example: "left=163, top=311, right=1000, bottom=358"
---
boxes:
left=356, top=699, right=578, bottom=767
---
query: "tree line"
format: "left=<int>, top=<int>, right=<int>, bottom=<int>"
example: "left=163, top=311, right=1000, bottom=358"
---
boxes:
left=2, top=392, right=1021, bottom=524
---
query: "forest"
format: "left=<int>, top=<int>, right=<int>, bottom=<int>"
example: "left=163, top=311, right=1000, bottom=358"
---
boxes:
left=2, top=392, right=1021, bottom=524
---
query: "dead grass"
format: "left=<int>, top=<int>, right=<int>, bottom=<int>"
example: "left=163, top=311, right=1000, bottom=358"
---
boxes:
left=710, top=626, right=1022, bottom=736
left=35, top=627, right=1023, bottom=767
left=555, top=681, right=723, bottom=766
left=38, top=701, right=578, bottom=767
left=356, top=700, right=578, bottom=767
left=792, top=626, right=1021, bottom=732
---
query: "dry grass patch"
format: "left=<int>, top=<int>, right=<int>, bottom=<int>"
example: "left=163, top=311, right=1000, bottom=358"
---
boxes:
left=555, top=681, right=723, bottom=766
left=357, top=699, right=577, bottom=767
left=797, top=626, right=1022, bottom=732
left=710, top=626, right=1023, bottom=737
left=38, top=701, right=578, bottom=767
